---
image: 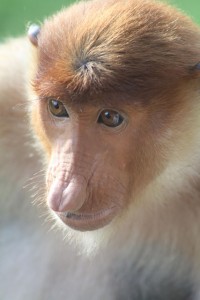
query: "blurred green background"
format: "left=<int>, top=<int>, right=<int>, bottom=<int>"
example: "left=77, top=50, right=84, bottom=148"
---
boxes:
left=0, top=0, right=200, bottom=39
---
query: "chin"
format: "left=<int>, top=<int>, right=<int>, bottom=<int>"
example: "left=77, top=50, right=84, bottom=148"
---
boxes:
left=50, top=209, right=117, bottom=255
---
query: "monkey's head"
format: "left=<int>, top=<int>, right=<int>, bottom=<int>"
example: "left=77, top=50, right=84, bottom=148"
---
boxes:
left=28, top=0, right=200, bottom=236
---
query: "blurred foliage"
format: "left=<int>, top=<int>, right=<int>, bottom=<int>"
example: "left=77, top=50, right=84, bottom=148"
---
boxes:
left=170, top=0, right=200, bottom=23
left=0, top=0, right=200, bottom=39
left=0, top=0, right=74, bottom=39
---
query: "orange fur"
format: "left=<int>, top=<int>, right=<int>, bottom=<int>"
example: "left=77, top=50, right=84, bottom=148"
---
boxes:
left=33, top=0, right=200, bottom=99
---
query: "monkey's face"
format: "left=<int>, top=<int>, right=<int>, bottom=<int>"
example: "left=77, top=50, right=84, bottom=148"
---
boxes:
left=29, top=0, right=200, bottom=232
left=31, top=94, right=170, bottom=231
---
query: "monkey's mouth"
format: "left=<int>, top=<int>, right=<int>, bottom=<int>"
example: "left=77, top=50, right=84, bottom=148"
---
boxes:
left=57, top=208, right=116, bottom=231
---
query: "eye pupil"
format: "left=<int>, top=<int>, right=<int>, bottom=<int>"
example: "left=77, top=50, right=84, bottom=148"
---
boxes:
left=52, top=100, right=60, bottom=110
left=98, top=109, right=124, bottom=128
left=48, top=99, right=69, bottom=118
left=105, top=112, right=111, bottom=119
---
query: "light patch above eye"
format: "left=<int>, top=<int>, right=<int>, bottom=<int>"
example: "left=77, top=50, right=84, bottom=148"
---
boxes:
left=98, top=109, right=124, bottom=128
left=48, top=99, right=69, bottom=118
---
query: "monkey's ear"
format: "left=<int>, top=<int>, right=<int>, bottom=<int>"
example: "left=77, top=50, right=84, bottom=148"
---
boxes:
left=28, top=24, right=40, bottom=47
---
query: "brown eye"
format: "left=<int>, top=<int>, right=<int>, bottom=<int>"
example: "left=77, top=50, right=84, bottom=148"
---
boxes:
left=48, top=99, right=69, bottom=118
left=98, top=109, right=124, bottom=128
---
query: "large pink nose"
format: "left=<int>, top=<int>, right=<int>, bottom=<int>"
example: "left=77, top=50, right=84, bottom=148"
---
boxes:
left=47, top=176, right=87, bottom=212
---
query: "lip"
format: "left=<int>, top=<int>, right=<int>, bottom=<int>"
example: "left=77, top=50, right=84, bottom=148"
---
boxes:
left=57, top=207, right=117, bottom=231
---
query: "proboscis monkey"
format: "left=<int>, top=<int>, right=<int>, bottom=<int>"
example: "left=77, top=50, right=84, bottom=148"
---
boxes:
left=2, top=0, right=200, bottom=299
